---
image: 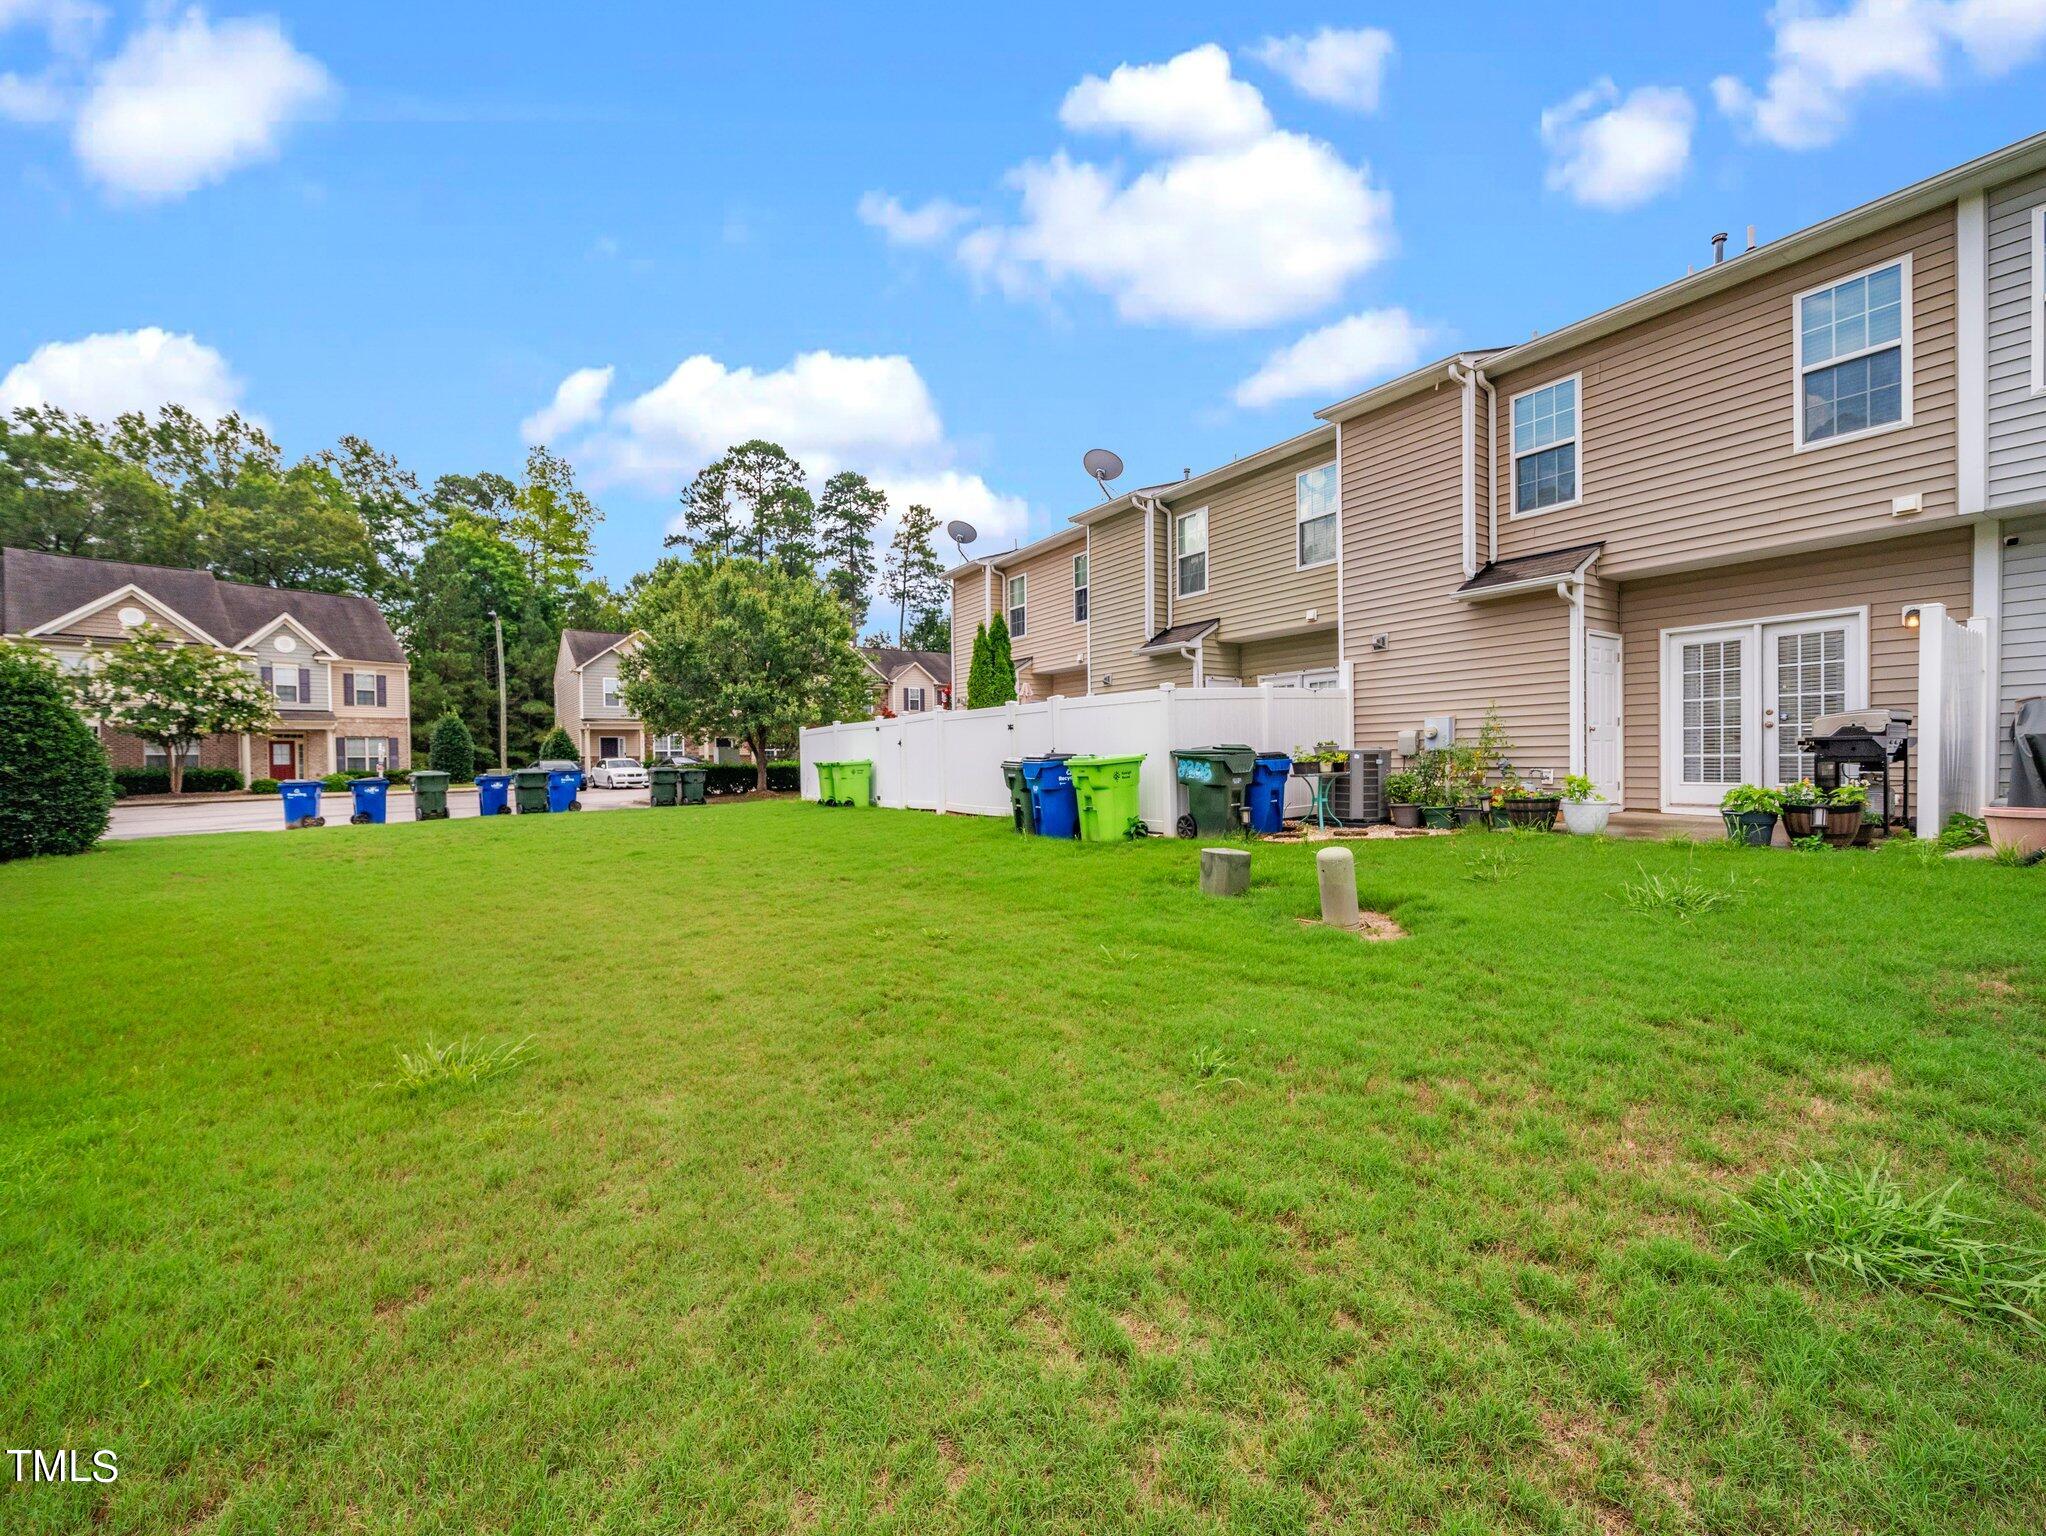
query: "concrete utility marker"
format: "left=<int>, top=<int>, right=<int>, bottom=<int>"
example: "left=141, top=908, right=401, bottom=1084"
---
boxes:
left=1309, top=846, right=1405, bottom=941
left=1199, top=847, right=1251, bottom=897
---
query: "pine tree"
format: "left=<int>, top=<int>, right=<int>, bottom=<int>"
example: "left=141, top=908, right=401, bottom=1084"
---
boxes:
left=966, top=622, right=990, bottom=709
left=980, top=613, right=1018, bottom=708
left=427, top=711, right=477, bottom=782
left=539, top=725, right=577, bottom=761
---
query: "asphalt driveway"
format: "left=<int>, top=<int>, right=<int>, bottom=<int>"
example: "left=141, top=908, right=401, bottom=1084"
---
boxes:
left=107, top=785, right=652, bottom=841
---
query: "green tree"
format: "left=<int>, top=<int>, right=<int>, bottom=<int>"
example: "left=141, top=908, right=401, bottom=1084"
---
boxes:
left=0, top=407, right=173, bottom=561
left=815, top=470, right=884, bottom=619
left=404, top=512, right=540, bottom=763
left=506, top=446, right=600, bottom=608
left=539, top=725, right=577, bottom=762
left=666, top=440, right=815, bottom=567
left=978, top=612, right=1017, bottom=708
left=879, top=502, right=948, bottom=645
left=964, top=621, right=990, bottom=708
left=0, top=640, right=113, bottom=860
left=71, top=625, right=275, bottom=794
left=622, top=556, right=870, bottom=789
left=427, top=711, right=477, bottom=782
left=317, top=434, right=436, bottom=611
left=903, top=609, right=950, bottom=653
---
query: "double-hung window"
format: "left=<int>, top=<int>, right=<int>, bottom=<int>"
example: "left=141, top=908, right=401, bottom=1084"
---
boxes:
left=1007, top=574, right=1027, bottom=637
left=1796, top=258, right=1909, bottom=447
left=1295, top=463, right=1338, bottom=568
left=1511, top=376, right=1580, bottom=514
left=602, top=676, right=622, bottom=709
left=339, top=737, right=394, bottom=773
left=1072, top=552, right=1089, bottom=622
left=1175, top=507, right=1207, bottom=597
left=902, top=685, right=926, bottom=713
left=349, top=672, right=378, bottom=707
left=143, top=741, right=201, bottom=769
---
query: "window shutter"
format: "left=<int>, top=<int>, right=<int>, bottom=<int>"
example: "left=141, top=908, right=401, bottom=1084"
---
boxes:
left=298, top=667, right=310, bottom=702
left=260, top=664, right=273, bottom=688
left=389, top=736, right=400, bottom=769
left=341, top=671, right=354, bottom=705
left=376, top=674, right=387, bottom=708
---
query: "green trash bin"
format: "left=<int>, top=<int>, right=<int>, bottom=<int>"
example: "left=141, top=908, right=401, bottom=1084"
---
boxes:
left=1068, top=755, right=1146, bottom=842
left=650, top=763, right=680, bottom=806
left=411, top=770, right=450, bottom=820
left=814, top=761, right=840, bottom=805
left=1170, top=744, right=1257, bottom=839
left=513, top=766, right=551, bottom=814
left=1000, top=759, right=1032, bottom=832
left=835, top=760, right=874, bottom=807
left=680, top=766, right=708, bottom=805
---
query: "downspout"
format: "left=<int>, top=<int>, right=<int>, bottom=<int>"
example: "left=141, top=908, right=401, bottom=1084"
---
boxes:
left=1558, top=577, right=1585, bottom=781
left=1449, top=363, right=1477, bottom=578
left=1474, top=367, right=1498, bottom=565
left=1134, top=494, right=1161, bottom=641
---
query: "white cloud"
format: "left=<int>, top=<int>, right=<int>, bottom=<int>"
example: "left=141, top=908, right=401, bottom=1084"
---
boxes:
left=1250, top=27, right=1395, bottom=112
left=1713, top=0, right=2046, bottom=150
left=1232, top=308, right=1434, bottom=409
left=519, top=365, right=613, bottom=445
left=0, top=0, right=107, bottom=55
left=1541, top=79, right=1695, bottom=210
left=0, top=327, right=246, bottom=422
left=868, top=469, right=1031, bottom=549
left=1058, top=43, right=1272, bottom=151
left=856, top=191, right=973, bottom=248
left=0, top=69, right=70, bottom=123
left=72, top=6, right=335, bottom=199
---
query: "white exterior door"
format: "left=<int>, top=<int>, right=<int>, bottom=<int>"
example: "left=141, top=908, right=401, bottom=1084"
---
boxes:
left=1585, top=631, right=1623, bottom=804
left=1763, top=617, right=1860, bottom=788
left=1666, top=627, right=1749, bottom=809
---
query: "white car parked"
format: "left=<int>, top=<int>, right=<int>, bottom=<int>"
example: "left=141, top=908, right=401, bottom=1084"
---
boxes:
left=588, top=756, right=649, bottom=789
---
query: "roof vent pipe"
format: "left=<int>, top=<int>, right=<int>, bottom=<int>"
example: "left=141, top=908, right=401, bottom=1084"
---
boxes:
left=1711, top=231, right=1728, bottom=264
left=1746, top=224, right=1756, bottom=251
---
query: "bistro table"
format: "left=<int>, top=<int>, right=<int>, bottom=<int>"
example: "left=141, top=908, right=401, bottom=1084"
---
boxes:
left=1293, top=764, right=1345, bottom=831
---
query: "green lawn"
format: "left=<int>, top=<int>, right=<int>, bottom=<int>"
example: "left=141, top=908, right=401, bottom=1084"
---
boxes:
left=3, top=803, right=2043, bottom=1534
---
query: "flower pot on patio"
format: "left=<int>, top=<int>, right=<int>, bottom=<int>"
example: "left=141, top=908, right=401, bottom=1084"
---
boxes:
left=1820, top=806, right=1864, bottom=846
left=1984, top=805, right=2046, bottom=856
left=1722, top=810, right=1778, bottom=847
left=1501, top=797, right=1559, bottom=830
left=1780, top=806, right=1821, bottom=840
left=1421, top=805, right=1454, bottom=830
left=1561, top=800, right=1610, bottom=835
left=1451, top=803, right=1489, bottom=829
left=1389, top=803, right=1423, bottom=829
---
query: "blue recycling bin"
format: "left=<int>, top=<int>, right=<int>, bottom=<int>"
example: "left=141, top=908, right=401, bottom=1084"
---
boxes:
left=1247, top=753, right=1294, bottom=835
left=279, top=778, right=324, bottom=829
left=546, top=767, right=583, bottom=813
left=1021, top=755, right=1078, bottom=839
left=475, top=772, right=512, bottom=816
left=347, top=777, right=389, bottom=825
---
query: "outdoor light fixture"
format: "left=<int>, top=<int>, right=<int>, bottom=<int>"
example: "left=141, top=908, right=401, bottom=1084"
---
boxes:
left=1901, top=605, right=1921, bottom=630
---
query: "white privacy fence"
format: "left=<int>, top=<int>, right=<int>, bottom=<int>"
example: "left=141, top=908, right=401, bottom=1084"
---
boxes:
left=1914, top=601, right=1989, bottom=837
left=800, top=683, right=1352, bottom=836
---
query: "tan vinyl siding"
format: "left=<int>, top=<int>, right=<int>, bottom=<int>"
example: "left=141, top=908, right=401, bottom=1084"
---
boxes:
left=1230, top=630, right=1338, bottom=680
left=553, top=637, right=579, bottom=734
left=1490, top=208, right=1961, bottom=576
left=63, top=592, right=205, bottom=643
left=579, top=647, right=634, bottom=718
left=1088, top=505, right=1190, bottom=692
left=1342, top=383, right=1573, bottom=775
left=329, top=661, right=408, bottom=719
left=1986, top=169, right=2046, bottom=510
left=1165, top=445, right=1340, bottom=642
left=251, top=630, right=329, bottom=709
left=1001, top=539, right=1087, bottom=686
left=950, top=570, right=990, bottom=701
left=1618, top=527, right=1972, bottom=808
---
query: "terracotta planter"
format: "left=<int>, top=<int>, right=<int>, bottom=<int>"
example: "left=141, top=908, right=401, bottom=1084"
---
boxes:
left=1389, top=803, right=1423, bottom=829
left=1821, top=806, right=1864, bottom=846
left=1561, top=800, right=1610, bottom=835
left=1985, top=805, right=2046, bottom=856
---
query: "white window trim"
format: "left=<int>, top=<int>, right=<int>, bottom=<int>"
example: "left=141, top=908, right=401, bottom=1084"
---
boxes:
left=350, top=673, right=379, bottom=708
left=2032, top=205, right=2046, bottom=396
left=602, top=676, right=622, bottom=709
left=1507, top=372, right=1584, bottom=519
left=1792, top=253, right=1914, bottom=452
left=902, top=685, right=926, bottom=712
left=1294, top=461, right=1339, bottom=571
left=1656, top=604, right=1870, bottom=813
left=1007, top=572, right=1028, bottom=638
left=1175, top=506, right=1209, bottom=598
left=1072, top=552, right=1089, bottom=622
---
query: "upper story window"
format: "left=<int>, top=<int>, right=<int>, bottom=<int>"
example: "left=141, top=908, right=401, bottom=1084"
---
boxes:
left=1512, top=375, right=1580, bottom=514
left=902, top=685, right=926, bottom=712
left=1296, top=463, right=1338, bottom=568
left=1072, top=552, right=1089, bottom=622
left=348, top=672, right=379, bottom=707
left=262, top=664, right=304, bottom=705
left=1175, top=507, right=1208, bottom=597
left=602, top=676, right=622, bottom=709
left=1007, top=573, right=1027, bottom=637
left=1796, top=258, right=1910, bottom=448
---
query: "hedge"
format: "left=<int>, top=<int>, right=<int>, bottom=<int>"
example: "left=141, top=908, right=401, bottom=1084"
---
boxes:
left=0, top=644, right=113, bottom=860
left=251, top=778, right=280, bottom=794
left=702, top=762, right=798, bottom=796
left=111, top=766, right=245, bottom=797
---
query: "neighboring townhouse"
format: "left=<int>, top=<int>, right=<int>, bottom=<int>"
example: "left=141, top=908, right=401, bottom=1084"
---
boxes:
left=860, top=646, right=953, bottom=714
left=554, top=629, right=649, bottom=764
left=0, top=547, right=410, bottom=781
left=946, top=525, right=1090, bottom=702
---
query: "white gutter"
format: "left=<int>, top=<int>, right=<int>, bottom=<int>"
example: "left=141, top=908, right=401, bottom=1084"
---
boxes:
left=1449, top=363, right=1477, bottom=578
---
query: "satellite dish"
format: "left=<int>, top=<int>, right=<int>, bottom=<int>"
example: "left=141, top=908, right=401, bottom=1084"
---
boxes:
left=1083, top=447, right=1124, bottom=497
left=946, top=519, right=977, bottom=547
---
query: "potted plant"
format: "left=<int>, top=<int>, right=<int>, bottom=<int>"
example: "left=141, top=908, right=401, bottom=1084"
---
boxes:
left=1719, top=784, right=1782, bottom=846
left=1559, top=774, right=1609, bottom=835
left=1384, top=769, right=1424, bottom=829
left=1447, top=745, right=1489, bottom=828
left=1822, top=779, right=1868, bottom=846
left=1778, top=778, right=1823, bottom=839
left=1494, top=778, right=1561, bottom=830
left=1414, top=749, right=1455, bottom=829
left=1291, top=740, right=1347, bottom=776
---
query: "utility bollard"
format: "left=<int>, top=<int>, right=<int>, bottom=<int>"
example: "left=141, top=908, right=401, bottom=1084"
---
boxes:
left=1199, top=846, right=1250, bottom=896
left=1316, top=847, right=1359, bottom=928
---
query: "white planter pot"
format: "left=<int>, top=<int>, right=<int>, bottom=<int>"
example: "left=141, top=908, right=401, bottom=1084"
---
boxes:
left=1561, top=800, right=1611, bottom=836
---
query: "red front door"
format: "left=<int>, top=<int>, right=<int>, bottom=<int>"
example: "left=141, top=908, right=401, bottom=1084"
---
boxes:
left=269, top=739, right=296, bottom=779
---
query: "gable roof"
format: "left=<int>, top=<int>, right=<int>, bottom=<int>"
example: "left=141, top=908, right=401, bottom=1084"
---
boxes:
left=562, top=628, right=630, bottom=668
left=862, top=646, right=952, bottom=686
left=0, top=547, right=404, bottom=662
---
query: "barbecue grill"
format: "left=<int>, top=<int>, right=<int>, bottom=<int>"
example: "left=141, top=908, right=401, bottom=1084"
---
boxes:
left=1797, top=708, right=1912, bottom=834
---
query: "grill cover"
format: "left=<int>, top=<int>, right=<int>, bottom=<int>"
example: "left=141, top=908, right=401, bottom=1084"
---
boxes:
left=2012, top=696, right=2046, bottom=808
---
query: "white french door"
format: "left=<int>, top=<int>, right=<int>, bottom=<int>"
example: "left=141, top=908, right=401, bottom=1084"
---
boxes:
left=1661, top=610, right=1865, bottom=810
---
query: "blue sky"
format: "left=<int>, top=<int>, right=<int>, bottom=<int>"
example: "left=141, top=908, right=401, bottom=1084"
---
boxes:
left=4, top=2, right=2045, bottom=607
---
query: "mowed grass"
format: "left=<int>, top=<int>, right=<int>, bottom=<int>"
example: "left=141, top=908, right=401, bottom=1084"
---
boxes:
left=2, top=803, right=2043, bottom=1535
